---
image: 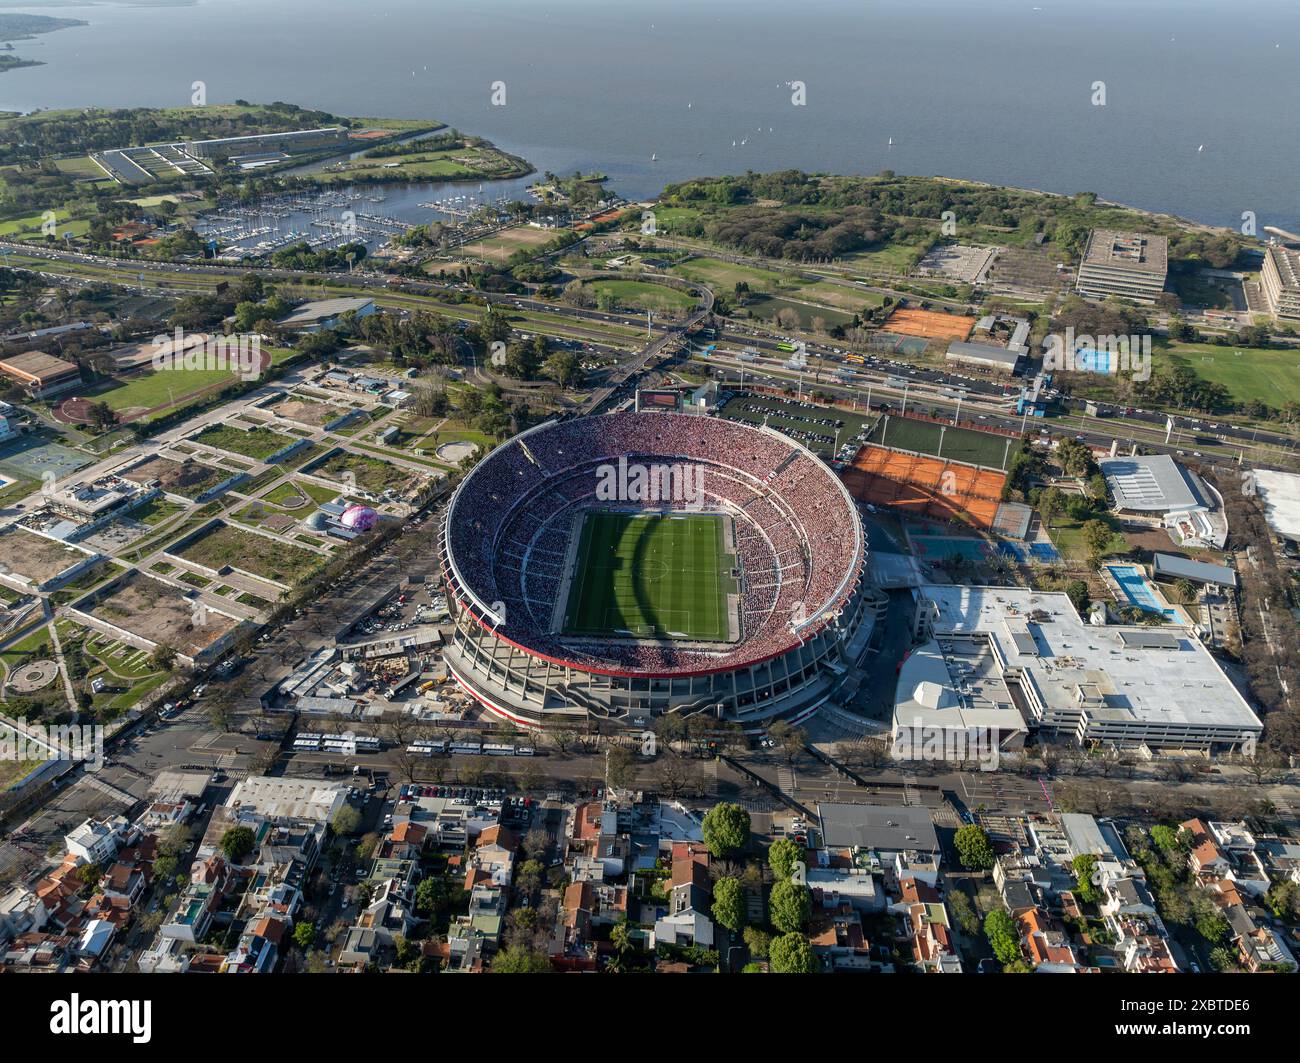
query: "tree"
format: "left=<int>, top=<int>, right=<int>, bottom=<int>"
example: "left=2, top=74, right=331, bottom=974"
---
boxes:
left=768, top=879, right=811, bottom=933
left=711, top=876, right=747, bottom=933
left=331, top=806, right=362, bottom=837
left=605, top=744, right=637, bottom=791
left=701, top=802, right=750, bottom=858
left=490, top=944, right=552, bottom=973
left=767, top=837, right=804, bottom=881
left=609, top=916, right=634, bottom=956
left=415, top=876, right=450, bottom=917
left=1081, top=518, right=1113, bottom=558
left=1037, top=486, right=1063, bottom=530
left=220, top=826, right=255, bottom=864
left=292, top=922, right=317, bottom=950
left=767, top=719, right=807, bottom=763
left=1150, top=824, right=1191, bottom=855
left=953, top=824, right=995, bottom=871
left=1266, top=879, right=1300, bottom=921
left=1072, top=853, right=1100, bottom=904
left=768, top=932, right=818, bottom=973
left=743, top=926, right=772, bottom=960
left=983, top=909, right=1021, bottom=966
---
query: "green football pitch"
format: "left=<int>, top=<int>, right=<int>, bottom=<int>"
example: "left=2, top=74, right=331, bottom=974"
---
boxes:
left=563, top=511, right=734, bottom=641
left=866, top=414, right=1010, bottom=469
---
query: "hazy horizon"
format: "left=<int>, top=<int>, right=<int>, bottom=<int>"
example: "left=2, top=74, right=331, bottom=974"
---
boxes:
left=2, top=0, right=1295, bottom=231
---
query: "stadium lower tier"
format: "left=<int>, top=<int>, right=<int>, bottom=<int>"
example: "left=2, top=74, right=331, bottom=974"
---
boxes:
left=442, top=575, right=881, bottom=729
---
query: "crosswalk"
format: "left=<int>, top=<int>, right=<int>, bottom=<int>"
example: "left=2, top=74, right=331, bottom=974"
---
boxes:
left=81, top=773, right=138, bottom=806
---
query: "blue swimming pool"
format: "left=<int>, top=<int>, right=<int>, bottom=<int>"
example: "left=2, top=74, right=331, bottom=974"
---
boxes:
left=1107, top=564, right=1177, bottom=620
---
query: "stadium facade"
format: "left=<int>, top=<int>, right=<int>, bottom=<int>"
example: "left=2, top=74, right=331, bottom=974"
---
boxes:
left=438, top=412, right=874, bottom=729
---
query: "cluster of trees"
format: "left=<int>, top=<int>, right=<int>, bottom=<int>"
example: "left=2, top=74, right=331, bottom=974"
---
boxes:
left=659, top=172, right=1240, bottom=266
left=362, top=129, right=466, bottom=158
left=707, top=203, right=893, bottom=261
left=1212, top=468, right=1300, bottom=752
left=168, top=272, right=276, bottom=330
left=353, top=307, right=460, bottom=367
left=697, top=808, right=821, bottom=973
left=1125, top=825, right=1235, bottom=967
left=270, top=241, right=367, bottom=273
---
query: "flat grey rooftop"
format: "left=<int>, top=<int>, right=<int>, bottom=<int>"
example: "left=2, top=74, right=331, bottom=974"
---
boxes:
left=818, top=802, right=939, bottom=853
left=1081, top=229, right=1169, bottom=274
left=917, top=584, right=1261, bottom=732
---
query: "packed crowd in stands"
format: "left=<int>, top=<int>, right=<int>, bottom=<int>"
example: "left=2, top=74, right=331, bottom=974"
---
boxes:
left=441, top=413, right=865, bottom=674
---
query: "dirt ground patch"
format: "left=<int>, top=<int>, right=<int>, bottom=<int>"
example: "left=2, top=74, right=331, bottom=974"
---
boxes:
left=269, top=397, right=344, bottom=428
left=883, top=307, right=976, bottom=342
left=0, top=528, right=92, bottom=585
left=86, top=572, right=237, bottom=659
left=120, top=456, right=231, bottom=499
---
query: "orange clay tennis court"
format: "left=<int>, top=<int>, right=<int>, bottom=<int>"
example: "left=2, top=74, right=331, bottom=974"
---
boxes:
left=882, top=308, right=976, bottom=342
left=840, top=445, right=1005, bottom=528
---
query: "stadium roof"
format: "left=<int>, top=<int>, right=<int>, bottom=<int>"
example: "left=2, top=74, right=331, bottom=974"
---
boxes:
left=817, top=803, right=940, bottom=854
left=1152, top=553, right=1237, bottom=588
left=1099, top=454, right=1205, bottom=512
left=1252, top=468, right=1300, bottom=541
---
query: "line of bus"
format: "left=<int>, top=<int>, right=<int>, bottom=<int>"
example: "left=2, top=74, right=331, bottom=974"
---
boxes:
left=405, top=740, right=535, bottom=758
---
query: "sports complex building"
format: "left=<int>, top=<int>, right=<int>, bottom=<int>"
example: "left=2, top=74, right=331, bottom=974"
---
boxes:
left=438, top=412, right=874, bottom=729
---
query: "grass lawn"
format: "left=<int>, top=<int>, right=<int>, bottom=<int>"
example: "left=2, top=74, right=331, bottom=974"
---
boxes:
left=563, top=511, right=734, bottom=641
left=1047, top=516, right=1129, bottom=561
left=586, top=278, right=697, bottom=313
left=841, top=238, right=928, bottom=273
left=98, top=367, right=235, bottom=411
left=131, top=497, right=185, bottom=527
left=175, top=522, right=323, bottom=586
left=670, top=255, right=790, bottom=291
left=194, top=424, right=296, bottom=461
left=458, top=225, right=560, bottom=263
left=264, top=479, right=347, bottom=507
left=0, top=209, right=90, bottom=239
left=316, top=450, right=415, bottom=493
left=796, top=280, right=887, bottom=311
left=1165, top=343, right=1300, bottom=409
left=741, top=294, right=854, bottom=329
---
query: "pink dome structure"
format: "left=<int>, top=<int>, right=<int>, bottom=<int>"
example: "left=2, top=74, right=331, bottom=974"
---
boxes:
left=340, top=504, right=378, bottom=532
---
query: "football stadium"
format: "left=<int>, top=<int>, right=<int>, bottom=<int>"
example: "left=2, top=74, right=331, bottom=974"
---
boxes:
left=438, top=412, right=872, bottom=729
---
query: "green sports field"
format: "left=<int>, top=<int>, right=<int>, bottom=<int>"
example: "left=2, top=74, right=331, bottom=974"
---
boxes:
left=867, top=414, right=1011, bottom=469
left=564, top=511, right=734, bottom=641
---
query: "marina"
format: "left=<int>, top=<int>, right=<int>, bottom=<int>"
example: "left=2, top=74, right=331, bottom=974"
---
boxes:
left=192, top=177, right=534, bottom=261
